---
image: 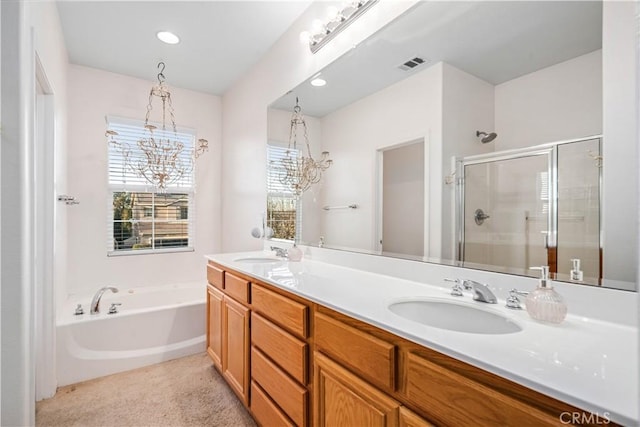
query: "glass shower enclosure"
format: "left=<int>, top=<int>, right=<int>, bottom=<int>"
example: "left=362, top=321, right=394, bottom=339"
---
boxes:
left=456, top=137, right=601, bottom=283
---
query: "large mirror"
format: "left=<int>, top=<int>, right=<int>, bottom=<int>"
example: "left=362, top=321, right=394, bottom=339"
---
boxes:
left=268, top=1, right=637, bottom=291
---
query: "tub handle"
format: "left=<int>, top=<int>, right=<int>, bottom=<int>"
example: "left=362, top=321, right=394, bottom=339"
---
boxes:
left=108, top=303, right=122, bottom=314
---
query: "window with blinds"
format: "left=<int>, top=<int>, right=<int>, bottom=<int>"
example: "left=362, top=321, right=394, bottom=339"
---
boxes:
left=267, top=144, right=298, bottom=240
left=107, top=117, right=196, bottom=255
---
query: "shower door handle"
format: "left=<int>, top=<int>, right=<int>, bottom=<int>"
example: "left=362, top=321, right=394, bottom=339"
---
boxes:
left=541, top=231, right=548, bottom=249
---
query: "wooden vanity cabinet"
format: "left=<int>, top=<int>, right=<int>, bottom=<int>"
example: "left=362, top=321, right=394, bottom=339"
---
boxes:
left=206, top=263, right=250, bottom=405
left=206, top=262, right=611, bottom=427
left=314, top=306, right=608, bottom=427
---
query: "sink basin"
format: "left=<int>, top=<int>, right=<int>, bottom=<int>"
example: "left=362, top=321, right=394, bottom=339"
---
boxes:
left=388, top=299, right=522, bottom=334
left=233, top=256, right=282, bottom=263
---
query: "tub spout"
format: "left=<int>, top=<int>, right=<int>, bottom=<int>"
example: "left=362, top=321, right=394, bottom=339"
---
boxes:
left=90, top=286, right=119, bottom=314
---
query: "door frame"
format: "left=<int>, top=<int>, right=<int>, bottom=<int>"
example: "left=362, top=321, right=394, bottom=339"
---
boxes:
left=374, top=136, right=428, bottom=256
left=34, top=52, right=57, bottom=400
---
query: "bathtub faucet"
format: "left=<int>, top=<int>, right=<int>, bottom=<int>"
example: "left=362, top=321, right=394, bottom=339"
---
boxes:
left=90, top=286, right=119, bottom=314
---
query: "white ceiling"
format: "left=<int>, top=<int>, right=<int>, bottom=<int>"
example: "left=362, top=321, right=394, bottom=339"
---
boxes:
left=56, top=1, right=312, bottom=95
left=272, top=1, right=603, bottom=117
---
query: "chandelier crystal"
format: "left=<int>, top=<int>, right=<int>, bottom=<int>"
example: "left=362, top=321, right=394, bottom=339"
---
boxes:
left=106, top=62, right=208, bottom=191
left=279, top=98, right=332, bottom=196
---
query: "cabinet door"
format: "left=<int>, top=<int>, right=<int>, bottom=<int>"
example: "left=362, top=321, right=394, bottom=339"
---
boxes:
left=315, top=352, right=400, bottom=427
left=222, top=296, right=250, bottom=405
left=206, top=285, right=223, bottom=369
left=399, top=407, right=434, bottom=427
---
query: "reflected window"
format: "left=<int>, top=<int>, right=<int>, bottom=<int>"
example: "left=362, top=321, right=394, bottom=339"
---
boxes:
left=267, top=143, right=299, bottom=240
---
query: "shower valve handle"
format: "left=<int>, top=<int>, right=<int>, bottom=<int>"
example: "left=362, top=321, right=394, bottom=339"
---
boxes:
left=474, top=209, right=490, bottom=225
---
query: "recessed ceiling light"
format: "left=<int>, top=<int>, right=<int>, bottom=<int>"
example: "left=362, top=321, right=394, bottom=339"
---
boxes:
left=311, top=77, right=327, bottom=87
left=157, top=31, right=180, bottom=45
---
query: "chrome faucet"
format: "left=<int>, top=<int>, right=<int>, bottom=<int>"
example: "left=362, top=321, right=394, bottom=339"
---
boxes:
left=270, top=246, right=288, bottom=258
left=445, top=278, right=497, bottom=304
left=506, top=288, right=529, bottom=309
left=90, top=286, right=119, bottom=314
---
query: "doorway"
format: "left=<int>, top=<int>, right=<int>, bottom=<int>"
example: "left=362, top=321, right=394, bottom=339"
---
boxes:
left=376, top=139, right=426, bottom=258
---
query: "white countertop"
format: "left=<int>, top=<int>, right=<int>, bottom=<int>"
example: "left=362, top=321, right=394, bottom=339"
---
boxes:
left=206, top=251, right=638, bottom=425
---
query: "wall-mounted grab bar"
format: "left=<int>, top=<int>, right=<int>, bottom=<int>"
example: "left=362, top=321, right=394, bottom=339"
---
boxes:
left=526, top=215, right=584, bottom=222
left=323, top=204, right=358, bottom=211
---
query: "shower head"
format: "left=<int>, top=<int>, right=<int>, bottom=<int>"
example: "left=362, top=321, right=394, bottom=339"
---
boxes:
left=476, top=130, right=497, bottom=143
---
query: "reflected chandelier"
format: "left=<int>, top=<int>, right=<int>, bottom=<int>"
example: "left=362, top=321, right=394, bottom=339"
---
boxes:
left=279, top=98, right=332, bottom=196
left=106, top=62, right=208, bottom=191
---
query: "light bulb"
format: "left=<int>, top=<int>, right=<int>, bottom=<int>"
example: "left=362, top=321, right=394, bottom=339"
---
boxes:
left=311, top=19, right=324, bottom=34
left=299, top=31, right=311, bottom=43
left=327, top=6, right=339, bottom=20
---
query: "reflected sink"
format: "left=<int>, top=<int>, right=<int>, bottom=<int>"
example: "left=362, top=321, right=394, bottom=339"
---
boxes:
left=233, top=256, right=282, bottom=263
left=388, top=299, right=522, bottom=334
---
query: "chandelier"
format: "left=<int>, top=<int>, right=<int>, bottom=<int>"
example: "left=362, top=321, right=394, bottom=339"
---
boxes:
left=106, top=62, right=208, bottom=191
left=279, top=98, right=332, bottom=196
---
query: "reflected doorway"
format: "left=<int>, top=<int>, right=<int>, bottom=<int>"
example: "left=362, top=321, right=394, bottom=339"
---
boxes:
left=376, top=139, right=426, bottom=258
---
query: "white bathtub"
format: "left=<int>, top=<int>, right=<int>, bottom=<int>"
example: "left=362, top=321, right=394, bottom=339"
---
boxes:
left=57, top=282, right=206, bottom=386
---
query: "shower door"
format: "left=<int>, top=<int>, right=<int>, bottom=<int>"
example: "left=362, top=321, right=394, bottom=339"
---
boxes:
left=459, top=150, right=553, bottom=274
left=556, top=138, right=601, bottom=282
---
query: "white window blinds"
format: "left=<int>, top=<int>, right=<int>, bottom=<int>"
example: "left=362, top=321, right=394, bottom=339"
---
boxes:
left=107, top=117, right=196, bottom=191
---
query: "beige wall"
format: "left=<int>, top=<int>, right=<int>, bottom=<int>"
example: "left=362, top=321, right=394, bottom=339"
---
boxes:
left=66, top=65, right=222, bottom=295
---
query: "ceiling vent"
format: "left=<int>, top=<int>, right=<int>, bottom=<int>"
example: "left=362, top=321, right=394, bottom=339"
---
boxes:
left=398, top=56, right=429, bottom=71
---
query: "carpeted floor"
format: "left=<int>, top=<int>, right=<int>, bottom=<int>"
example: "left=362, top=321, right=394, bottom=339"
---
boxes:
left=36, top=352, right=257, bottom=427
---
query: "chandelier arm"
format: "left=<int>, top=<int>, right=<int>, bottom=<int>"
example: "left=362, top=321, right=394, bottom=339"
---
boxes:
left=166, top=92, right=177, bottom=135
left=302, top=119, right=314, bottom=161
left=145, top=89, right=154, bottom=126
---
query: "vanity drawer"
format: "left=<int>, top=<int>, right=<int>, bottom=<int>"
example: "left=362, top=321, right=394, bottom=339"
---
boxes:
left=252, top=284, right=309, bottom=338
left=206, top=263, right=224, bottom=290
left=314, top=312, right=395, bottom=392
left=403, top=352, right=558, bottom=427
left=224, top=272, right=250, bottom=304
left=251, top=347, right=308, bottom=427
left=250, top=381, right=296, bottom=427
left=251, top=312, right=308, bottom=384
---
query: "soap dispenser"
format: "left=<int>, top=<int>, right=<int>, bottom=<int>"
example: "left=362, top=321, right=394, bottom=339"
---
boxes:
left=525, top=266, right=567, bottom=324
left=288, top=243, right=303, bottom=262
left=570, top=258, right=583, bottom=282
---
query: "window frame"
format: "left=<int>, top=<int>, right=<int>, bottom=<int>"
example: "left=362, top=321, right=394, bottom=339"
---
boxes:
left=106, top=116, right=197, bottom=256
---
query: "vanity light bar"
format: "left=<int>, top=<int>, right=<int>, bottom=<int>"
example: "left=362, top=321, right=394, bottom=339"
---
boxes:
left=309, top=0, right=379, bottom=54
